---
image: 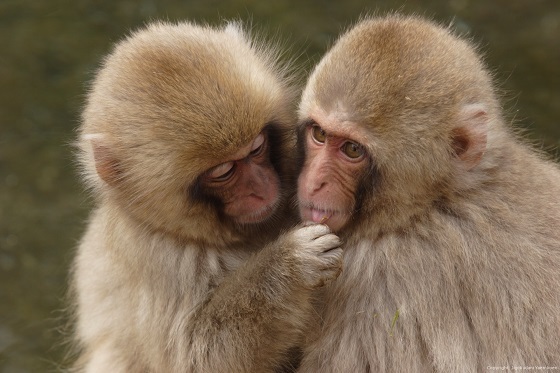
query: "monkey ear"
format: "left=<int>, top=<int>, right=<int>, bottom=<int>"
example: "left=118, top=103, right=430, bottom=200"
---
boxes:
left=451, top=104, right=488, bottom=170
left=85, top=135, right=122, bottom=186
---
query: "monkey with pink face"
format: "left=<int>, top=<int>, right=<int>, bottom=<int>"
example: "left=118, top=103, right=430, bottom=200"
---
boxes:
left=71, top=21, right=342, bottom=372
left=297, top=15, right=560, bottom=372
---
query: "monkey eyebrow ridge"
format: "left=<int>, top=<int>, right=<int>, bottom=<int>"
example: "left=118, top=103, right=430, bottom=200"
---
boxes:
left=299, top=118, right=317, bottom=128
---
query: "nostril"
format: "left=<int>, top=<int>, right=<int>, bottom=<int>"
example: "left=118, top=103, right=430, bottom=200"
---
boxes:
left=311, top=181, right=327, bottom=193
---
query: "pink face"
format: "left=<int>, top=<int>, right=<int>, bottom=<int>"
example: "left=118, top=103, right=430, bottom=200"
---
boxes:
left=203, top=132, right=280, bottom=224
left=298, top=121, right=369, bottom=232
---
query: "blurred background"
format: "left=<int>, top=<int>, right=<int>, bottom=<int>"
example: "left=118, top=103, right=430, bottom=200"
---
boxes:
left=0, top=0, right=558, bottom=371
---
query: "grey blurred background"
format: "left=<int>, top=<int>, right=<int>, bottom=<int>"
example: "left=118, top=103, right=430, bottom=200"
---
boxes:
left=0, top=0, right=558, bottom=371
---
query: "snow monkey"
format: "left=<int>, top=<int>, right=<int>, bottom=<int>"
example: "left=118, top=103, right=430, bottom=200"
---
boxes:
left=296, top=14, right=560, bottom=372
left=72, top=21, right=342, bottom=372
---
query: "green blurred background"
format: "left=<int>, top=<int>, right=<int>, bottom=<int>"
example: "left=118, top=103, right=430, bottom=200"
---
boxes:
left=0, top=0, right=558, bottom=371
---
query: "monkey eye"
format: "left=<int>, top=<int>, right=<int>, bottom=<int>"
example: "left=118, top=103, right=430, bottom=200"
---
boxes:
left=311, top=125, right=327, bottom=144
left=249, top=133, right=266, bottom=156
left=341, top=141, right=365, bottom=159
left=208, top=161, right=236, bottom=181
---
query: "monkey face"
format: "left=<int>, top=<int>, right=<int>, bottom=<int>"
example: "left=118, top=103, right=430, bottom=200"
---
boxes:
left=201, top=132, right=281, bottom=225
left=80, top=21, right=297, bottom=244
left=296, top=15, right=498, bottom=236
left=297, top=120, right=369, bottom=232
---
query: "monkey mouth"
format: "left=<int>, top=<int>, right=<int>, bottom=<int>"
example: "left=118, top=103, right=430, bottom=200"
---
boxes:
left=310, top=208, right=334, bottom=223
left=300, top=203, right=337, bottom=224
left=298, top=201, right=352, bottom=232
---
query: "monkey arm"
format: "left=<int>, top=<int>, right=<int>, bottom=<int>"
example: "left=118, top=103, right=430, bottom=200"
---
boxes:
left=73, top=211, right=340, bottom=372
left=179, top=224, right=341, bottom=372
left=182, top=244, right=313, bottom=372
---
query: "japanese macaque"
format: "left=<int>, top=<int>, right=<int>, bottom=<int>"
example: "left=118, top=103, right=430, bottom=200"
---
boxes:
left=71, top=21, right=343, bottom=372
left=297, top=15, right=560, bottom=372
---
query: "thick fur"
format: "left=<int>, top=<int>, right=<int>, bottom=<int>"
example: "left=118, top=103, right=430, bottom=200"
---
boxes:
left=71, top=21, right=343, bottom=372
left=298, top=15, right=560, bottom=372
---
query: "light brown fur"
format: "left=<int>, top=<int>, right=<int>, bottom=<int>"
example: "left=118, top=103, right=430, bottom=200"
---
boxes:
left=297, top=15, right=560, bottom=372
left=71, top=21, right=342, bottom=372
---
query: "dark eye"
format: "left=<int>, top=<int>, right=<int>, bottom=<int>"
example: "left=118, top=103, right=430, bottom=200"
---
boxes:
left=311, top=126, right=327, bottom=143
left=341, top=141, right=364, bottom=159
left=208, top=161, right=235, bottom=181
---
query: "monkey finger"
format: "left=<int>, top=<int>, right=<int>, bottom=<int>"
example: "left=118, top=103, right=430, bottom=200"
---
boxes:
left=319, top=247, right=343, bottom=264
left=301, top=220, right=318, bottom=227
left=293, top=223, right=332, bottom=242
left=311, top=234, right=342, bottom=253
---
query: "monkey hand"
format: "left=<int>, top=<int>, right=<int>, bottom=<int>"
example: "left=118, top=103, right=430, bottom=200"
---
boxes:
left=286, top=224, right=343, bottom=289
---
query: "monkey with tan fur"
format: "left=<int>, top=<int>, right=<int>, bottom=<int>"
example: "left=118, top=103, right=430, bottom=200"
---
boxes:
left=297, top=15, right=560, bottom=372
left=72, top=21, right=342, bottom=372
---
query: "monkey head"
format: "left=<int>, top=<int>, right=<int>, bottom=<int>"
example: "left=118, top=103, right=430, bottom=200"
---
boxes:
left=297, top=15, right=500, bottom=235
left=78, top=22, right=296, bottom=245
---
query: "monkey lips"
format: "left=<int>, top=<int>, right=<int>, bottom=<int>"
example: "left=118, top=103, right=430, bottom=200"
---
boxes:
left=299, top=203, right=348, bottom=232
left=312, top=208, right=333, bottom=223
